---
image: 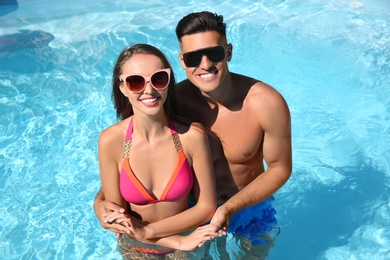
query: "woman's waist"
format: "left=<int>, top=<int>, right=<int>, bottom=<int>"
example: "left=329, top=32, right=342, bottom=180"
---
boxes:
left=129, top=199, right=188, bottom=222
left=118, top=234, right=175, bottom=255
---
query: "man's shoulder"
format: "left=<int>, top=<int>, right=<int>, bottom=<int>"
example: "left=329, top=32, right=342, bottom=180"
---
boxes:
left=246, top=78, right=284, bottom=103
left=231, top=73, right=272, bottom=93
left=175, top=79, right=195, bottom=96
left=231, top=73, right=289, bottom=116
left=230, top=73, right=275, bottom=98
left=176, top=78, right=193, bottom=89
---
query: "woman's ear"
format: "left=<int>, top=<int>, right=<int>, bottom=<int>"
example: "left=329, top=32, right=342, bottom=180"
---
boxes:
left=118, top=80, right=128, bottom=97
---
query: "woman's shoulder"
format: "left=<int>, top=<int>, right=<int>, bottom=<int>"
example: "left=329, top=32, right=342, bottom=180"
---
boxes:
left=179, top=122, right=209, bottom=146
left=173, top=120, right=206, bottom=136
left=99, top=118, right=130, bottom=146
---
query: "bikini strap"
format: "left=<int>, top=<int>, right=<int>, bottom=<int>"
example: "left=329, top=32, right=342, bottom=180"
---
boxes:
left=122, top=118, right=133, bottom=158
left=125, top=117, right=134, bottom=139
left=169, top=121, right=183, bottom=152
left=122, top=139, right=132, bottom=158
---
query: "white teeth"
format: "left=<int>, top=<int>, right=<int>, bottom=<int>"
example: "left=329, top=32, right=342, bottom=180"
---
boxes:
left=200, top=73, right=214, bottom=79
left=141, top=98, right=158, bottom=103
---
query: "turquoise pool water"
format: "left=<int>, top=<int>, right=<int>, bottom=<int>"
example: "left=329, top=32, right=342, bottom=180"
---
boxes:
left=1, top=0, right=389, bottom=259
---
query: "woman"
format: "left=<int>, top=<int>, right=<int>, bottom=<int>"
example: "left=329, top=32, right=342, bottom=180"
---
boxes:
left=98, top=44, right=219, bottom=258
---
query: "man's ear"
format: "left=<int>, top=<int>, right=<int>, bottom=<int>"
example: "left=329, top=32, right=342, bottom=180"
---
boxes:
left=226, top=43, right=233, bottom=62
left=178, top=52, right=187, bottom=70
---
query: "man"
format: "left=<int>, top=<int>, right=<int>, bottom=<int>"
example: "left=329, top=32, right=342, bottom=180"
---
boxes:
left=94, top=11, right=291, bottom=253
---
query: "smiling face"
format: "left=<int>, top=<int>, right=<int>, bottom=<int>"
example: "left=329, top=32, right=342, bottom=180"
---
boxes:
left=119, top=54, right=168, bottom=116
left=179, top=31, right=232, bottom=94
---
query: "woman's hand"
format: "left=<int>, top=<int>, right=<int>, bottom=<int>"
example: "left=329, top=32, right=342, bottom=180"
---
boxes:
left=178, top=224, right=225, bottom=251
left=94, top=198, right=129, bottom=235
left=103, top=210, right=149, bottom=241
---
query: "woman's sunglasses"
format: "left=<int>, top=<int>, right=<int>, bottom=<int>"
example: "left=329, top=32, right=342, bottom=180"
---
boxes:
left=182, top=45, right=227, bottom=68
left=119, top=68, right=171, bottom=93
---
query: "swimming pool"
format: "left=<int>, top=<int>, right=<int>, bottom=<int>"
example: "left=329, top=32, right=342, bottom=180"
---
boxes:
left=1, top=0, right=389, bottom=259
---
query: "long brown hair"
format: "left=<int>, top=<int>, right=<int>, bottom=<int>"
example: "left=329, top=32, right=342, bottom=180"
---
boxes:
left=112, top=44, right=177, bottom=120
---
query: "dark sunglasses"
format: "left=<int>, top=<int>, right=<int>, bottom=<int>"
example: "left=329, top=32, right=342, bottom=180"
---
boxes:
left=119, top=68, right=171, bottom=93
left=182, top=45, right=227, bottom=68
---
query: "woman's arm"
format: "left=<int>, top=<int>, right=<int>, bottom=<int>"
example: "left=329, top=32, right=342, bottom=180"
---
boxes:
left=98, top=123, right=220, bottom=248
left=113, top=124, right=216, bottom=241
left=146, top=223, right=221, bottom=251
left=98, top=127, right=127, bottom=212
left=94, top=187, right=129, bottom=234
left=140, top=125, right=217, bottom=239
left=113, top=213, right=222, bottom=250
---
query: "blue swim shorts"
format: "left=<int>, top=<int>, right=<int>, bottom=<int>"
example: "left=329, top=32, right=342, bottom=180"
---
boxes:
left=227, top=196, right=280, bottom=245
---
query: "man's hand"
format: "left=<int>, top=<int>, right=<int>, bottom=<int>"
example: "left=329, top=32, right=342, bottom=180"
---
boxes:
left=210, top=206, right=231, bottom=233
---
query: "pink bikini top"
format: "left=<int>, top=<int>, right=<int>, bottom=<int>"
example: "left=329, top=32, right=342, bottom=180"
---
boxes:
left=120, top=118, right=193, bottom=205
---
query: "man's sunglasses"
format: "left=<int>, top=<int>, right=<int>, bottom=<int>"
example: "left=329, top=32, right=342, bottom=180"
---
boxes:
left=182, top=45, right=227, bottom=68
left=119, top=68, right=171, bottom=93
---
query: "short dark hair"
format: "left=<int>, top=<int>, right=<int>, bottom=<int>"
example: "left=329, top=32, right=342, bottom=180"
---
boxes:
left=175, top=11, right=226, bottom=43
left=112, top=43, right=176, bottom=120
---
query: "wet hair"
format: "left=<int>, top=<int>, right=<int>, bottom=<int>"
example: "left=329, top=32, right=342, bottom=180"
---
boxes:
left=175, top=11, right=226, bottom=43
left=112, top=43, right=176, bottom=120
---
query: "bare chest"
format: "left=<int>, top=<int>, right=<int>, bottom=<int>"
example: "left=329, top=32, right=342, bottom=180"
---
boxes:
left=211, top=109, right=263, bottom=164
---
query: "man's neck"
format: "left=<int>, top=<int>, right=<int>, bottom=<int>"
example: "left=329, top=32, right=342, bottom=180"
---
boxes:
left=202, top=72, right=234, bottom=106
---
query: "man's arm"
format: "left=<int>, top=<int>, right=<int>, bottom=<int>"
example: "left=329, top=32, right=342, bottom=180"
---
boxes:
left=211, top=85, right=292, bottom=229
